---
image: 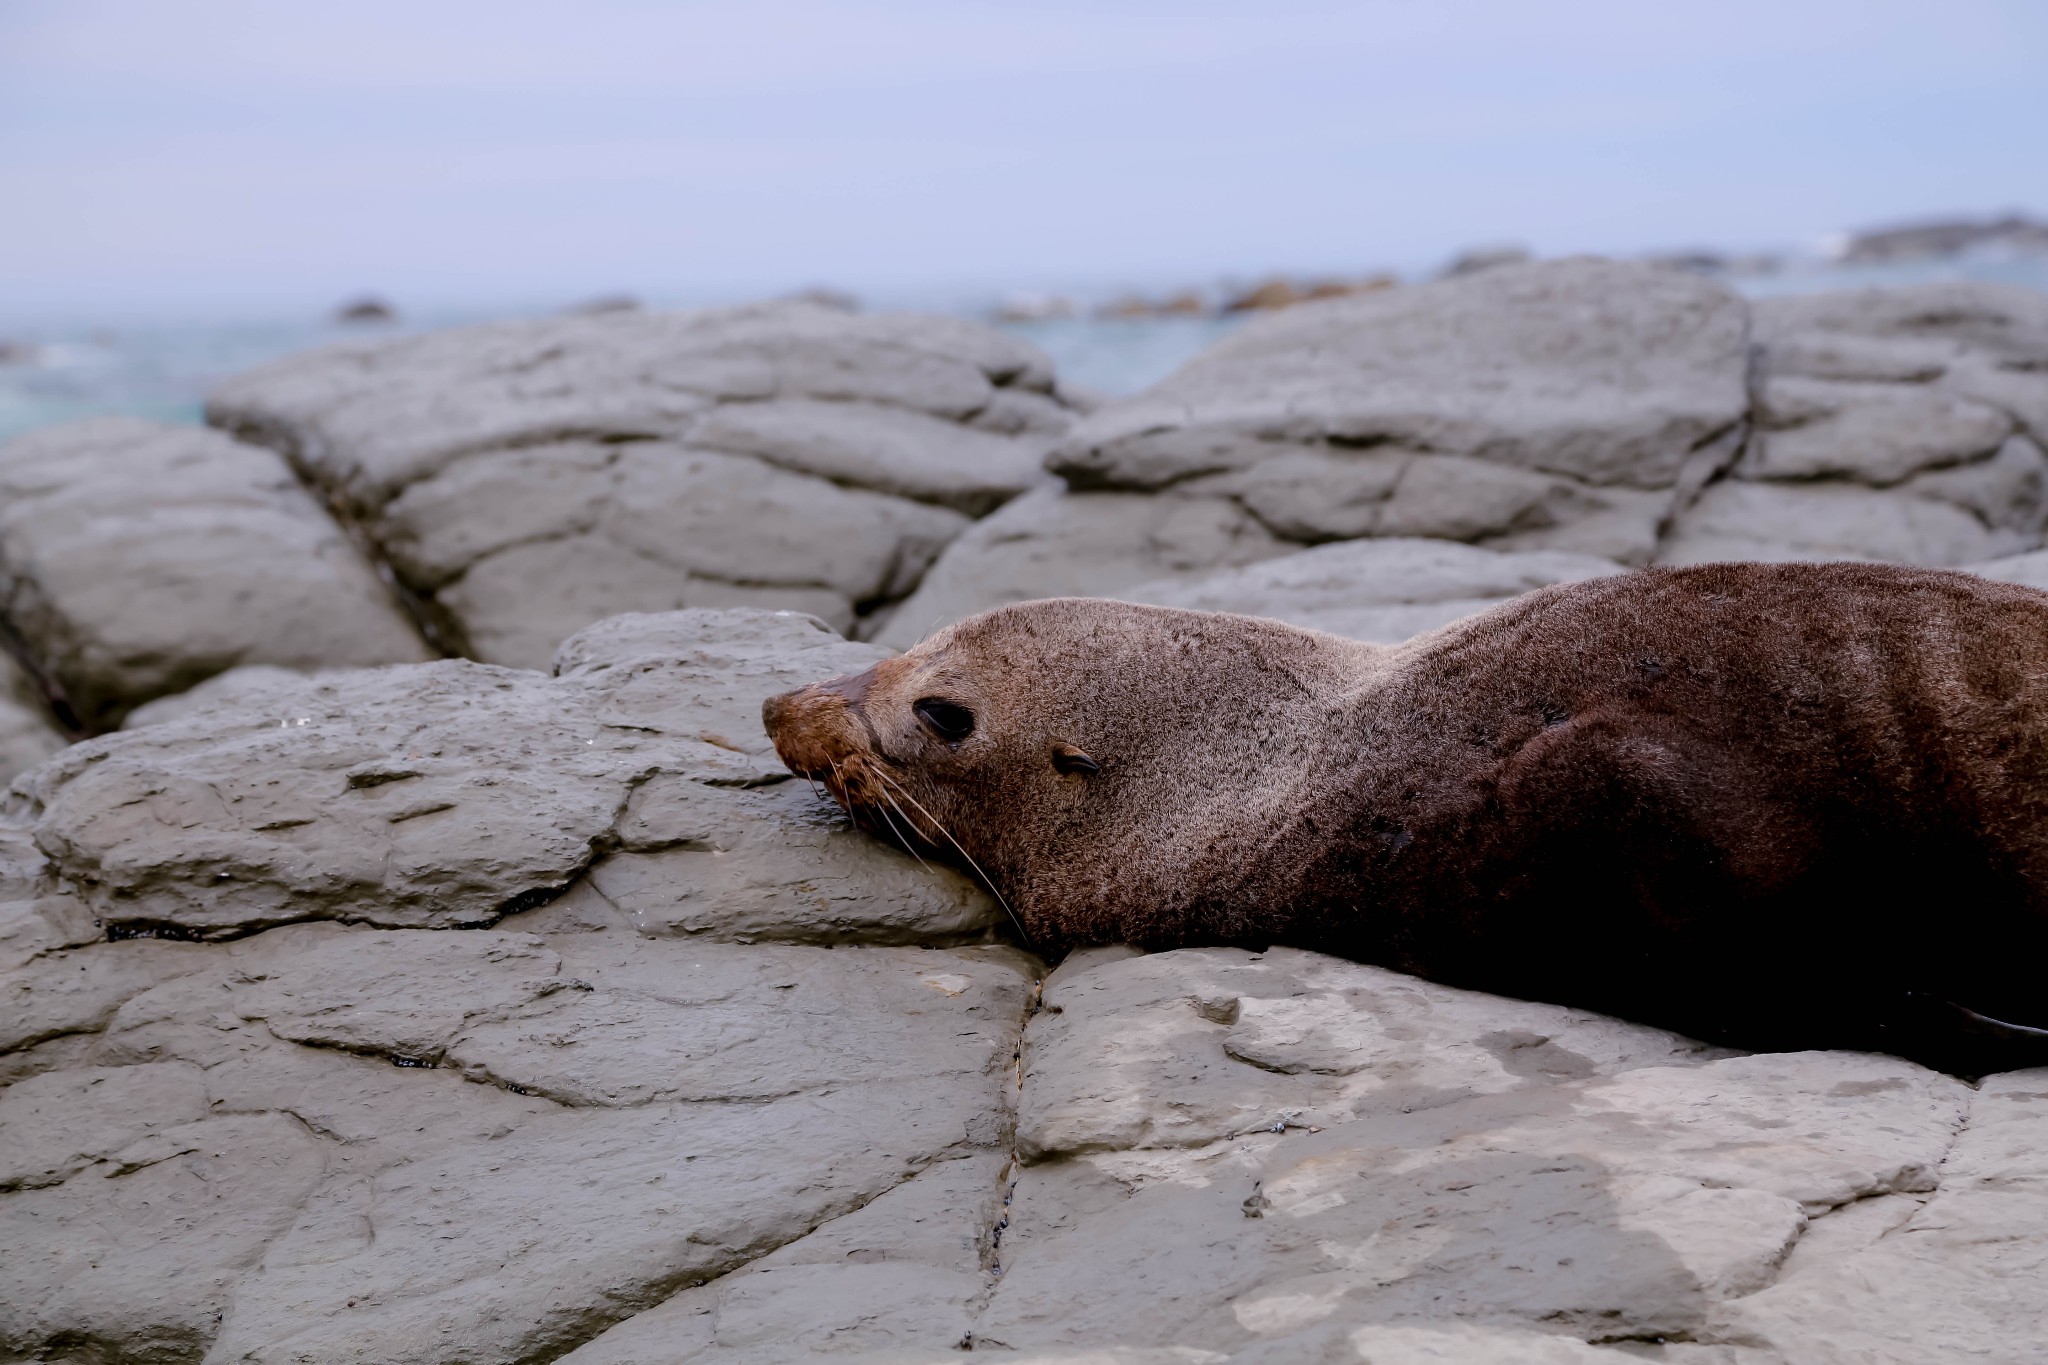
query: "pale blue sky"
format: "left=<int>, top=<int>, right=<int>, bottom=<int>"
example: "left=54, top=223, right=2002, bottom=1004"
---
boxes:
left=2, top=0, right=2044, bottom=319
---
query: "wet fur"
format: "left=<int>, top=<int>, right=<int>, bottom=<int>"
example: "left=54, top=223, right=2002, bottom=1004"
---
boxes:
left=765, top=562, right=2048, bottom=1074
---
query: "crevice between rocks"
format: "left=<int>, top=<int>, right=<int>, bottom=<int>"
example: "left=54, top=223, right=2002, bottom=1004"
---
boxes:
left=1734, top=1076, right=1976, bottom=1304
left=519, top=1161, right=954, bottom=1365
left=969, top=968, right=1045, bottom=1326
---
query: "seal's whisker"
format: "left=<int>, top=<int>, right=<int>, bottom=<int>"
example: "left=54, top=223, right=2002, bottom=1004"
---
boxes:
left=879, top=771, right=1032, bottom=946
left=877, top=786, right=935, bottom=872
left=872, top=796, right=923, bottom=865
left=826, top=759, right=855, bottom=815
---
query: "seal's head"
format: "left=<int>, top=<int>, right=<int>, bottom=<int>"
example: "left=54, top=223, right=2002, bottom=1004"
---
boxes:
left=762, top=597, right=1369, bottom=949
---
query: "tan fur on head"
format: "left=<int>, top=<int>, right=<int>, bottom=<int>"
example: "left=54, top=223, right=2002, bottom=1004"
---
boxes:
left=763, top=597, right=1377, bottom=949
left=766, top=567, right=2048, bottom=1075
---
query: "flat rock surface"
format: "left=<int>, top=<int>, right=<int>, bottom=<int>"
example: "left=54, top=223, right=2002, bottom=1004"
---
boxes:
left=1124, top=538, right=1627, bottom=643
left=871, top=485, right=1291, bottom=649
left=969, top=948, right=2036, bottom=1363
left=1054, top=258, right=1749, bottom=494
left=1661, top=282, right=2048, bottom=567
left=207, top=301, right=1075, bottom=666
left=883, top=260, right=1745, bottom=643
left=0, top=608, right=1030, bottom=1365
left=0, top=924, right=1033, bottom=1365
left=0, top=418, right=430, bottom=729
left=5, top=690, right=2046, bottom=1361
left=10, top=608, right=995, bottom=942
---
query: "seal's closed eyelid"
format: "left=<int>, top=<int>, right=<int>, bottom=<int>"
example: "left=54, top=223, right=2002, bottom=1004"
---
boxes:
left=913, top=698, right=975, bottom=743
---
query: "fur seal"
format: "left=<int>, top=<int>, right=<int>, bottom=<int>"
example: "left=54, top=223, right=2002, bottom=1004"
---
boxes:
left=763, top=561, right=2048, bottom=1074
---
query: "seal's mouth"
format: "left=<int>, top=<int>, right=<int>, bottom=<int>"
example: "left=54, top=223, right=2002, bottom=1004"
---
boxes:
left=762, top=669, right=936, bottom=851
left=765, top=665, right=1030, bottom=944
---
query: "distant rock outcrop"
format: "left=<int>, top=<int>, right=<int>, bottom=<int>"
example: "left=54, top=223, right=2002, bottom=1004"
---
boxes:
left=1835, top=212, right=2048, bottom=264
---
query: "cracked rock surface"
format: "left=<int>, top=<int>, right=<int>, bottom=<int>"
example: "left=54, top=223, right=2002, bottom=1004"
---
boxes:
left=883, top=268, right=2048, bottom=643
left=1661, top=282, right=2048, bottom=567
left=0, top=418, right=431, bottom=730
left=2, top=607, right=2045, bottom=1362
left=11, top=607, right=994, bottom=941
left=879, top=258, right=1748, bottom=642
left=207, top=300, right=1076, bottom=665
left=0, top=608, right=1023, bottom=1364
left=1123, top=537, right=1627, bottom=643
left=963, top=948, right=2037, bottom=1363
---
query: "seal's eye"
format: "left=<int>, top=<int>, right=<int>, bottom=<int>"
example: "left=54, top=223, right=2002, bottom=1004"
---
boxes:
left=913, top=698, right=975, bottom=744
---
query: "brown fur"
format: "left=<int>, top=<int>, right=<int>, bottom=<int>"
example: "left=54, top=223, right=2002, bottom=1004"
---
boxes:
left=764, top=562, right=2048, bottom=1073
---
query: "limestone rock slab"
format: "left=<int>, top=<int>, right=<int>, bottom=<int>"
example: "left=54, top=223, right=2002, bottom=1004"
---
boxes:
left=871, top=485, right=1291, bottom=649
left=0, top=918, right=1033, bottom=1365
left=0, top=418, right=429, bottom=729
left=559, top=1152, right=1008, bottom=1362
left=1054, top=259, right=1748, bottom=493
left=1656, top=475, right=2033, bottom=567
left=1044, top=259, right=1747, bottom=569
left=11, top=608, right=996, bottom=941
left=1708, top=1068, right=2048, bottom=1365
left=208, top=301, right=1074, bottom=666
left=1125, top=538, right=1626, bottom=643
left=1016, top=947, right=1724, bottom=1161
left=1662, top=282, right=2048, bottom=567
left=974, top=947, right=1986, bottom=1359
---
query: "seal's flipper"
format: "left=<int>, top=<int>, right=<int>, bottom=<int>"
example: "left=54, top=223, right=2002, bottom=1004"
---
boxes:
left=1889, top=992, right=2048, bottom=1076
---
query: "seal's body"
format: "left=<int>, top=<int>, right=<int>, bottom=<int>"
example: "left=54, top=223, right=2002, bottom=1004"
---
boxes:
left=765, top=562, right=2048, bottom=1073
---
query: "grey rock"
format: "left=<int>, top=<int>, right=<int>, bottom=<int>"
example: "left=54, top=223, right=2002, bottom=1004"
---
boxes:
left=1015, top=947, right=1725, bottom=1161
left=1200, top=447, right=1678, bottom=563
left=0, top=419, right=430, bottom=729
left=375, top=438, right=967, bottom=658
left=0, top=608, right=1032, bottom=1363
left=0, top=921, right=1033, bottom=1365
left=208, top=301, right=1075, bottom=667
left=872, top=485, right=1292, bottom=649
left=1965, top=545, right=2048, bottom=591
left=559, top=1152, right=1007, bottom=1361
left=1663, top=284, right=2048, bottom=567
left=1656, top=478, right=2030, bottom=567
left=880, top=260, right=1753, bottom=648
left=1707, top=1067, right=2048, bottom=1365
left=1744, top=376, right=2013, bottom=485
left=1750, top=281, right=2048, bottom=382
left=974, top=947, right=1979, bottom=1358
left=691, top=399, right=1054, bottom=516
left=0, top=651, right=66, bottom=783
left=12, top=608, right=995, bottom=941
left=1125, top=539, right=1627, bottom=643
left=1050, top=258, right=1749, bottom=549
left=119, top=664, right=310, bottom=730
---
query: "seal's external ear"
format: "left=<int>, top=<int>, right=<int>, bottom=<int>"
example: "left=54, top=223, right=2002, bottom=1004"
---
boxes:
left=1052, top=742, right=1098, bottom=776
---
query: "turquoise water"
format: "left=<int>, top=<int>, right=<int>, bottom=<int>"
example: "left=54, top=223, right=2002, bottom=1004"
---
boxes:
left=3, top=256, right=2044, bottom=444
